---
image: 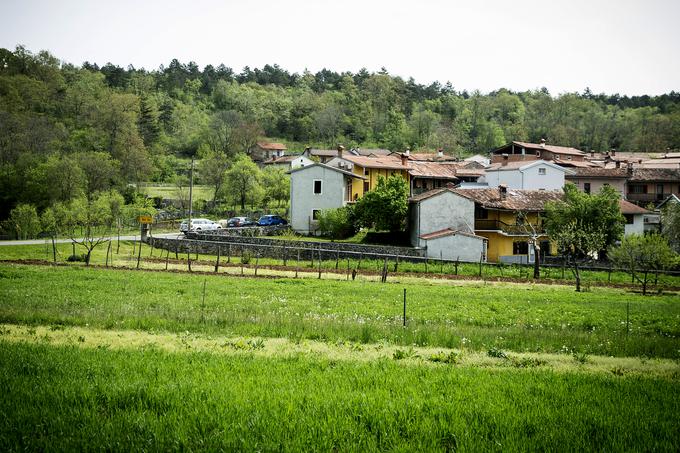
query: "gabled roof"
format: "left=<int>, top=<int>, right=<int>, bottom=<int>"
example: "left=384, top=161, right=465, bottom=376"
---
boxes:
left=486, top=159, right=575, bottom=174
left=566, top=167, right=629, bottom=178
left=262, top=155, right=299, bottom=165
left=408, top=152, right=458, bottom=162
left=657, top=194, right=680, bottom=209
left=619, top=199, right=650, bottom=215
left=494, top=141, right=586, bottom=157
left=452, top=188, right=564, bottom=211
left=408, top=162, right=460, bottom=179
left=409, top=187, right=458, bottom=203
left=287, top=162, right=366, bottom=179
left=419, top=228, right=485, bottom=241
left=340, top=154, right=409, bottom=170
left=350, top=148, right=392, bottom=156
left=256, top=142, right=287, bottom=150
left=628, top=168, right=680, bottom=182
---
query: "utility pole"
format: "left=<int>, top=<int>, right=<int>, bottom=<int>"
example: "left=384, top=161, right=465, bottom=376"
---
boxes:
left=188, top=158, right=194, bottom=232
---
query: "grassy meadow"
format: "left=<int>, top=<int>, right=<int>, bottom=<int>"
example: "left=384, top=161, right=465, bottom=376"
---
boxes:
left=1, top=250, right=679, bottom=449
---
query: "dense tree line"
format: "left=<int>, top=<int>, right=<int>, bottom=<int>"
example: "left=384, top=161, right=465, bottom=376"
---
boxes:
left=1, top=44, right=679, bottom=221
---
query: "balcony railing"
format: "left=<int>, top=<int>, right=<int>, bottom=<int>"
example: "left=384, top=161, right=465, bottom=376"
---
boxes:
left=626, top=193, right=669, bottom=203
left=474, top=219, right=545, bottom=235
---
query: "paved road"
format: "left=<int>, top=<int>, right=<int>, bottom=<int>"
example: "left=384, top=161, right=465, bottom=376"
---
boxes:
left=0, top=233, right=182, bottom=246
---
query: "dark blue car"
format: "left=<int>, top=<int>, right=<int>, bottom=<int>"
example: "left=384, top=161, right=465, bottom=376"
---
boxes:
left=258, top=215, right=288, bottom=226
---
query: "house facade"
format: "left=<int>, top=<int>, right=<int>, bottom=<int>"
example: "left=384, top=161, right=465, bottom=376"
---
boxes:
left=289, top=163, right=364, bottom=235
left=620, top=199, right=650, bottom=236
left=408, top=188, right=487, bottom=262
left=490, top=140, right=587, bottom=164
left=482, top=159, right=573, bottom=190
left=565, top=167, right=628, bottom=196
left=252, top=142, right=287, bottom=162
left=626, top=168, right=680, bottom=206
left=326, top=153, right=411, bottom=201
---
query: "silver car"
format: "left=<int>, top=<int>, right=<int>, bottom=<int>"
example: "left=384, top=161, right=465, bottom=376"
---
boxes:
left=179, top=218, right=222, bottom=233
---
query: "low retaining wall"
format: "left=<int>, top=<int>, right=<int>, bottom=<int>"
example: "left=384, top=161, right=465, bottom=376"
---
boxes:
left=147, top=234, right=425, bottom=262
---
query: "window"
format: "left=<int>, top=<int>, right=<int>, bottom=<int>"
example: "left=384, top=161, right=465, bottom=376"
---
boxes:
left=363, top=167, right=369, bottom=176
left=474, top=204, right=489, bottom=219
left=312, top=209, right=320, bottom=220
left=313, top=180, right=322, bottom=194
left=584, top=183, right=591, bottom=194
left=624, top=214, right=634, bottom=225
left=363, top=181, right=370, bottom=193
left=513, top=241, right=529, bottom=255
left=629, top=185, right=647, bottom=194
left=538, top=167, right=546, bottom=175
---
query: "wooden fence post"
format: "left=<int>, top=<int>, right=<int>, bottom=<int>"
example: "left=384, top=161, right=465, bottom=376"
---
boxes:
left=283, top=246, right=288, bottom=266
left=335, top=250, right=340, bottom=270
left=215, top=246, right=221, bottom=273
left=136, top=239, right=142, bottom=269
left=227, top=244, right=231, bottom=263
left=106, top=240, right=111, bottom=268
left=255, top=252, right=260, bottom=276
left=455, top=257, right=459, bottom=275
left=296, top=249, right=300, bottom=278
left=240, top=247, right=244, bottom=275
left=346, top=257, right=350, bottom=280
left=479, top=253, right=483, bottom=277
left=165, top=248, right=170, bottom=270
left=440, top=250, right=443, bottom=273
left=394, top=254, right=399, bottom=272
left=358, top=253, right=362, bottom=270
left=318, top=247, right=322, bottom=279
left=187, top=244, right=192, bottom=272
left=403, top=288, right=407, bottom=327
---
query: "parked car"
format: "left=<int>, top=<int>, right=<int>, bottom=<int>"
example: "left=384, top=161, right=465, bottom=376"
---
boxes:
left=257, top=215, right=288, bottom=226
left=220, top=217, right=257, bottom=228
left=179, top=218, right=222, bottom=233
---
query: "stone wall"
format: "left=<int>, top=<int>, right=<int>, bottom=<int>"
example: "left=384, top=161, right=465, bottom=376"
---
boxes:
left=147, top=234, right=424, bottom=262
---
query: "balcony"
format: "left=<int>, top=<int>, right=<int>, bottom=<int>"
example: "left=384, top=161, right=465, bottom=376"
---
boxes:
left=626, top=193, right=669, bottom=204
left=474, top=219, right=545, bottom=235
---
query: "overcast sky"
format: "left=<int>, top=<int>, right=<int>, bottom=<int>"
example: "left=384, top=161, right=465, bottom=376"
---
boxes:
left=1, top=0, right=678, bottom=95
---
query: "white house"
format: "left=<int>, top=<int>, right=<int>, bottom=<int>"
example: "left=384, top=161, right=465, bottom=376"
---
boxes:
left=408, top=187, right=487, bottom=262
left=620, top=199, right=650, bottom=236
left=481, top=159, right=574, bottom=190
left=289, top=163, right=365, bottom=235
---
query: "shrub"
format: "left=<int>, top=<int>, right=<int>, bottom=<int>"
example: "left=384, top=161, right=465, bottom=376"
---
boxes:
left=241, top=250, right=252, bottom=264
left=487, top=347, right=508, bottom=359
left=317, top=206, right=357, bottom=239
left=67, top=254, right=88, bottom=262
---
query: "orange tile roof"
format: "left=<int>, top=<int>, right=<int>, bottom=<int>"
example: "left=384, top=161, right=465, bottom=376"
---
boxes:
left=341, top=154, right=409, bottom=170
left=619, top=199, right=650, bottom=215
left=257, top=142, right=287, bottom=150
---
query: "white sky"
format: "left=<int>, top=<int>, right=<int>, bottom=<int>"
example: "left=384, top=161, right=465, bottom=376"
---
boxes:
left=1, top=0, right=679, bottom=95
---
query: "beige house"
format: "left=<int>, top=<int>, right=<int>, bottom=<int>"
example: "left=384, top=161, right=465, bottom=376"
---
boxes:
left=565, top=167, right=628, bottom=197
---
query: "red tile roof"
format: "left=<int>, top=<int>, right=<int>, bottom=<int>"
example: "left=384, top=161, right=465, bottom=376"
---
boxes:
left=452, top=188, right=564, bottom=211
left=408, top=162, right=460, bottom=179
left=566, top=167, right=629, bottom=178
left=504, top=141, right=586, bottom=157
left=628, top=168, right=680, bottom=182
left=341, top=154, right=409, bottom=170
left=619, top=199, right=650, bottom=215
left=257, top=142, right=287, bottom=150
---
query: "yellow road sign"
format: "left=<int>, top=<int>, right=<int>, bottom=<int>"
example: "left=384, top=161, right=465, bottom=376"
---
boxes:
left=138, top=215, right=153, bottom=224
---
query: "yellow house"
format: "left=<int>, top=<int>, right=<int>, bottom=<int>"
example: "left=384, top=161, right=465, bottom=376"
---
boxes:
left=326, top=153, right=411, bottom=201
left=452, top=187, right=563, bottom=263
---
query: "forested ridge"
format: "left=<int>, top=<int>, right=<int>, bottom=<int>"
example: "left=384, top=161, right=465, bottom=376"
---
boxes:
left=1, top=44, right=679, bottom=219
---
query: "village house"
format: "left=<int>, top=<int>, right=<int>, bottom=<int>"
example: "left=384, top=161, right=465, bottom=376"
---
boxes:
left=326, top=151, right=411, bottom=200
left=490, top=140, right=588, bottom=164
left=626, top=168, right=680, bottom=206
left=262, top=154, right=314, bottom=170
left=251, top=142, right=287, bottom=162
left=481, top=159, right=574, bottom=190
left=565, top=167, right=629, bottom=196
left=619, top=199, right=650, bottom=236
left=409, top=185, right=563, bottom=263
left=288, top=163, right=365, bottom=235
left=302, top=147, right=391, bottom=163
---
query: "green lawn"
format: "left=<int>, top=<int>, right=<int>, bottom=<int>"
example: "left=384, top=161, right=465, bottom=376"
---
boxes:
left=1, top=262, right=679, bottom=450
left=141, top=184, right=213, bottom=201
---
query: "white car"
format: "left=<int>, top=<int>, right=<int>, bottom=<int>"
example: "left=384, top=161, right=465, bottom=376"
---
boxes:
left=179, top=218, right=222, bottom=233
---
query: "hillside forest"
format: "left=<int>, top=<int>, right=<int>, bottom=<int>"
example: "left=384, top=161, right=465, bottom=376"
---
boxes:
left=1, top=45, right=679, bottom=221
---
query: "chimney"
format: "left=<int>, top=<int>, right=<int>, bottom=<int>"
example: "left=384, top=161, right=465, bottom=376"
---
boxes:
left=610, top=148, right=616, bottom=156
left=627, top=162, right=634, bottom=175
left=337, top=145, right=344, bottom=159
left=615, top=161, right=621, bottom=169
left=501, top=153, right=509, bottom=166
left=404, top=148, right=410, bottom=157
left=540, top=138, right=546, bottom=148
left=590, top=150, right=595, bottom=158
left=499, top=184, right=508, bottom=200
left=437, top=148, right=444, bottom=158
left=401, top=152, right=409, bottom=167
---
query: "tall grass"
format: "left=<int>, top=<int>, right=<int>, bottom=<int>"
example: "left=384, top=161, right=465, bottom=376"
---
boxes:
left=1, top=264, right=678, bottom=358
left=1, top=341, right=678, bottom=451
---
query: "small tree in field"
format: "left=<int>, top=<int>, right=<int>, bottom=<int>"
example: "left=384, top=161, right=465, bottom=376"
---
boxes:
left=609, top=234, right=677, bottom=295
left=354, top=175, right=409, bottom=232
left=8, top=204, right=40, bottom=240
left=57, top=191, right=122, bottom=265
left=661, top=202, right=680, bottom=253
left=544, top=184, right=621, bottom=291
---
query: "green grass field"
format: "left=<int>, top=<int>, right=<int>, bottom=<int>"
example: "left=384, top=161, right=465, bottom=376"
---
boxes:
left=141, top=184, right=213, bottom=201
left=1, top=257, right=679, bottom=450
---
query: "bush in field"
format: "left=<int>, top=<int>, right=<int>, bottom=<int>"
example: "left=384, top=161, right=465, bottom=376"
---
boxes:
left=317, top=206, right=357, bottom=239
